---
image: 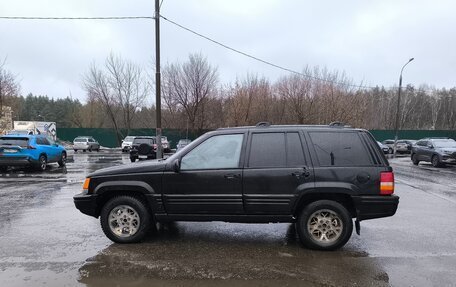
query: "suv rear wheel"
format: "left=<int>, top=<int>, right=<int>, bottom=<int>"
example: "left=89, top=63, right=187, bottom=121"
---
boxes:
left=36, top=155, right=47, bottom=171
left=100, top=195, right=151, bottom=243
left=296, top=200, right=353, bottom=250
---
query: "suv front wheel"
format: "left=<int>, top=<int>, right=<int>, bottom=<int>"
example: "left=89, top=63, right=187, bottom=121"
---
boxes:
left=100, top=195, right=151, bottom=243
left=296, top=200, right=353, bottom=250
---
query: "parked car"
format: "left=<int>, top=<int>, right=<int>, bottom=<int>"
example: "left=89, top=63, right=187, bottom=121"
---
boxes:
left=121, top=136, right=136, bottom=153
left=0, top=134, right=66, bottom=172
left=176, top=139, right=192, bottom=152
left=377, top=141, right=391, bottom=154
left=411, top=138, right=456, bottom=167
left=73, top=136, right=100, bottom=152
left=403, top=140, right=416, bottom=153
left=129, top=136, right=157, bottom=162
left=161, top=136, right=171, bottom=153
left=74, top=123, right=399, bottom=250
left=382, top=139, right=408, bottom=154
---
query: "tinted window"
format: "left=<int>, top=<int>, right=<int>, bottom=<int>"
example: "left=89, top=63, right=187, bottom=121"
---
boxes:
left=181, top=134, right=243, bottom=170
left=249, top=133, right=286, bottom=168
left=134, top=138, right=154, bottom=145
left=286, top=132, right=306, bottom=166
left=0, top=137, right=29, bottom=147
left=309, top=132, right=371, bottom=166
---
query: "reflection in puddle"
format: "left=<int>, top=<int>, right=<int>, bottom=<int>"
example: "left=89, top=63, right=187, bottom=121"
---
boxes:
left=79, top=222, right=388, bottom=287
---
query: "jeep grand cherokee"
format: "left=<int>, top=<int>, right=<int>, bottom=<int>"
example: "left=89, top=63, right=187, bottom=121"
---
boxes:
left=74, top=123, right=399, bottom=250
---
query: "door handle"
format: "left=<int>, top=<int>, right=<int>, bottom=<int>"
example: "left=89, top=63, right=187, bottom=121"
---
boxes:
left=224, top=173, right=240, bottom=180
left=292, top=168, right=311, bottom=178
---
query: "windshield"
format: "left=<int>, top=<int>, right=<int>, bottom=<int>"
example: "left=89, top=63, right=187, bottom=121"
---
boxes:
left=433, top=140, right=456, bottom=148
left=0, top=137, right=29, bottom=147
left=124, top=136, right=135, bottom=141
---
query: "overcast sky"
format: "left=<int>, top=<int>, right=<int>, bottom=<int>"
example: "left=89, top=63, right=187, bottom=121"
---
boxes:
left=0, top=0, right=455, bottom=103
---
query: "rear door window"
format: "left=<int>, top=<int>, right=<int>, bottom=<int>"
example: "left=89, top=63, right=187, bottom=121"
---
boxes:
left=309, top=132, right=372, bottom=166
left=248, top=133, right=286, bottom=168
left=0, top=137, right=29, bottom=148
left=286, top=132, right=306, bottom=166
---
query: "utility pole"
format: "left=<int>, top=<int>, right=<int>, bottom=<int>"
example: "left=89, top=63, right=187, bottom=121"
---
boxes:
left=393, top=57, right=414, bottom=157
left=155, top=0, right=162, bottom=159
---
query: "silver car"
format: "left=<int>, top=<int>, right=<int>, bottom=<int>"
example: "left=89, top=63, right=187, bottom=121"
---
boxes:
left=73, top=136, right=100, bottom=152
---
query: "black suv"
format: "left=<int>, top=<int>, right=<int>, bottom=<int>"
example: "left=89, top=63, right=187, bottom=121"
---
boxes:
left=411, top=138, right=456, bottom=167
left=129, top=137, right=157, bottom=162
left=74, top=124, right=399, bottom=250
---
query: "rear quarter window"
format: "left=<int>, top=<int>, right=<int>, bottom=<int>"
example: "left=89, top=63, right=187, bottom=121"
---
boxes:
left=309, top=131, right=372, bottom=166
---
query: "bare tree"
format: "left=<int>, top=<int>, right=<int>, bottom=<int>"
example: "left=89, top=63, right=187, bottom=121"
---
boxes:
left=162, top=53, right=218, bottom=133
left=0, top=58, right=20, bottom=116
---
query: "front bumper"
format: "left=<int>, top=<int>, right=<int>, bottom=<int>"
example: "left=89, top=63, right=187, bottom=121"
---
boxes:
left=352, top=195, right=399, bottom=221
left=74, top=192, right=98, bottom=218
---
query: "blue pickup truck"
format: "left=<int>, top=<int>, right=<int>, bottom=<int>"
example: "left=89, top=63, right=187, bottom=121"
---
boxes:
left=0, top=134, right=67, bottom=172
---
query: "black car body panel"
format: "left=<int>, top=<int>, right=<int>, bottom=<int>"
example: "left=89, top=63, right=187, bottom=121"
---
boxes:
left=74, top=125, right=399, bottom=226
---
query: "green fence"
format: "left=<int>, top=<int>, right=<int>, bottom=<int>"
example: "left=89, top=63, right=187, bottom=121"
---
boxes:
left=57, top=128, right=201, bottom=148
left=369, top=130, right=456, bottom=142
left=56, top=128, right=456, bottom=148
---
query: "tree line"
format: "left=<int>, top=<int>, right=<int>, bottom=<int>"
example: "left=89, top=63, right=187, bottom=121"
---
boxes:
left=1, top=53, right=455, bottom=139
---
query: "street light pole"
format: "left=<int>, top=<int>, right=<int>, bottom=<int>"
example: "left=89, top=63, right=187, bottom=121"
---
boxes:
left=393, top=57, right=414, bottom=157
left=155, top=0, right=162, bottom=159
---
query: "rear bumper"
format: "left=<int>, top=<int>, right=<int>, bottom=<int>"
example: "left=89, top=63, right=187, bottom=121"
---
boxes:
left=0, top=156, right=35, bottom=166
left=352, top=195, right=399, bottom=221
left=74, top=193, right=98, bottom=218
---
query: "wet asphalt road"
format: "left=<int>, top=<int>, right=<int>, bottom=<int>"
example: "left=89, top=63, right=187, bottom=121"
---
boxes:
left=1, top=151, right=456, bottom=286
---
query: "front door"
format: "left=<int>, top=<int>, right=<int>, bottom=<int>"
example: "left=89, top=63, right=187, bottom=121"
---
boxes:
left=163, top=133, right=245, bottom=214
left=242, top=131, right=314, bottom=214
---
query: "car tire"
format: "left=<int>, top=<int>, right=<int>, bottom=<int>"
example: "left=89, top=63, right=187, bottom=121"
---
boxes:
left=37, top=155, right=47, bottom=171
left=432, top=155, right=443, bottom=167
left=58, top=152, right=67, bottom=167
left=388, top=148, right=393, bottom=154
left=83, top=150, right=86, bottom=153
left=100, top=195, right=151, bottom=243
left=0, top=166, right=8, bottom=173
left=88, top=148, right=92, bottom=152
left=412, top=154, right=420, bottom=166
left=74, top=149, right=77, bottom=152
left=130, top=157, right=136, bottom=163
left=296, top=200, right=353, bottom=251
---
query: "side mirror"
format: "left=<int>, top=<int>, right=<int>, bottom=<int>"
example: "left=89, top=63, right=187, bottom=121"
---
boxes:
left=172, top=158, right=181, bottom=173
left=427, top=144, right=434, bottom=149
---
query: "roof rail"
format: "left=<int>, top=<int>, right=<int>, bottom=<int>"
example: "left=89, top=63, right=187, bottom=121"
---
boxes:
left=329, top=121, right=346, bottom=128
left=256, top=121, right=271, bottom=127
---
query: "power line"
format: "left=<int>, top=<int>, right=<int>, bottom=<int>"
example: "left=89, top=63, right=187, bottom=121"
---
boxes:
left=0, top=16, right=154, bottom=20
left=160, top=14, right=377, bottom=90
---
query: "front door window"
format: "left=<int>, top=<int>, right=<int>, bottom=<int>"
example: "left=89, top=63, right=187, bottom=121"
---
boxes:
left=181, top=134, right=243, bottom=170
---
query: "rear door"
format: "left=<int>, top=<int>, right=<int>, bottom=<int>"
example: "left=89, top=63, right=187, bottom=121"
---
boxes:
left=242, top=131, right=313, bottom=214
left=36, top=137, right=59, bottom=162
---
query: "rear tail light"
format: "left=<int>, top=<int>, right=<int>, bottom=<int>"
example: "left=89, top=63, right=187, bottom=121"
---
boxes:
left=380, top=171, right=394, bottom=195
